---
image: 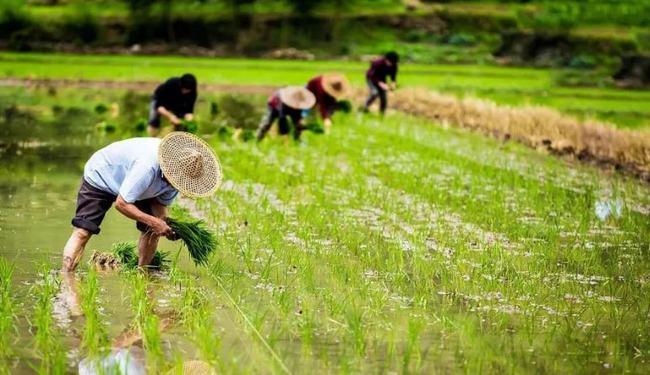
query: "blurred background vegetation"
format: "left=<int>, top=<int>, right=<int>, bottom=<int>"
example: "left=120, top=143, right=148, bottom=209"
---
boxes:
left=0, top=1, right=648, bottom=88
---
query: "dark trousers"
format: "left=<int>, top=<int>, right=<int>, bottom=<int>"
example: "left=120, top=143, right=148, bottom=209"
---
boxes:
left=364, top=78, right=387, bottom=114
left=256, top=106, right=303, bottom=141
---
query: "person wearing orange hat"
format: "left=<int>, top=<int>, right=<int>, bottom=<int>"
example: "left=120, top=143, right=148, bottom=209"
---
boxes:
left=305, top=73, right=351, bottom=132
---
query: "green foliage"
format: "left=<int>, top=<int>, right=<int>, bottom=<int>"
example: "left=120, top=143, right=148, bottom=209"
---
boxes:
left=111, top=241, right=169, bottom=270
left=32, top=266, right=65, bottom=374
left=79, top=268, right=109, bottom=357
left=166, top=217, right=217, bottom=266
left=303, top=122, right=324, bottom=134
left=179, top=119, right=199, bottom=134
left=217, top=94, right=261, bottom=130
left=446, top=32, right=476, bottom=47
left=94, top=103, right=108, bottom=114
left=0, top=258, right=15, bottom=363
left=63, top=5, right=100, bottom=44
left=336, top=99, right=352, bottom=113
left=0, top=0, right=30, bottom=36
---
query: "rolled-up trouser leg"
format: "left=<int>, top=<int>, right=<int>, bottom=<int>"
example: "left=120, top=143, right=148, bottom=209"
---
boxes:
left=256, top=106, right=278, bottom=140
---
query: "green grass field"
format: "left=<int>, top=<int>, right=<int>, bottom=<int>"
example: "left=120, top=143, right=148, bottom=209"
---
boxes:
left=0, top=53, right=649, bottom=373
left=1, top=52, right=649, bottom=129
left=4, top=110, right=650, bottom=373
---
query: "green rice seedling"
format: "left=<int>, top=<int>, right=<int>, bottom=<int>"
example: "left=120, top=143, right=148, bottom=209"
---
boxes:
left=111, top=241, right=169, bottom=270
left=128, top=273, right=165, bottom=372
left=166, top=217, right=217, bottom=266
left=32, top=266, right=65, bottom=374
left=112, top=242, right=138, bottom=268
left=0, top=258, right=16, bottom=366
left=180, top=119, right=199, bottom=134
left=80, top=267, right=109, bottom=358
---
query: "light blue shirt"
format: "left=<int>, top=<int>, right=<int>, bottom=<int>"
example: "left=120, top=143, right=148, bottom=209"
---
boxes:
left=84, top=138, right=178, bottom=205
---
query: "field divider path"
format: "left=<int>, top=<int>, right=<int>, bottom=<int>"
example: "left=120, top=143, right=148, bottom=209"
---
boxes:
left=4, top=76, right=648, bottom=181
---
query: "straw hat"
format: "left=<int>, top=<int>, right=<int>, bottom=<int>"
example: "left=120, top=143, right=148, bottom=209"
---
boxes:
left=158, top=132, right=222, bottom=198
left=321, top=72, right=351, bottom=99
left=279, top=86, right=316, bottom=110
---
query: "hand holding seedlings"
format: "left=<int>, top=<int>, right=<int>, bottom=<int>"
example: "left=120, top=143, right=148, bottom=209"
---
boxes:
left=61, top=132, right=221, bottom=272
left=149, top=217, right=173, bottom=237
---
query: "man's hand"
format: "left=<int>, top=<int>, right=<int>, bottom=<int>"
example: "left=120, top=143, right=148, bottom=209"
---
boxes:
left=149, top=217, right=173, bottom=237
left=378, top=82, right=390, bottom=91
left=184, top=113, right=194, bottom=121
left=157, top=106, right=182, bottom=125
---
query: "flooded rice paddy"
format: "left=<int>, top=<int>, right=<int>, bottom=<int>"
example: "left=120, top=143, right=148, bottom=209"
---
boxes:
left=0, top=86, right=649, bottom=373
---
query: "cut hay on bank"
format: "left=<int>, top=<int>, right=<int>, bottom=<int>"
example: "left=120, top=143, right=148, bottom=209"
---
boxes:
left=388, top=88, right=650, bottom=181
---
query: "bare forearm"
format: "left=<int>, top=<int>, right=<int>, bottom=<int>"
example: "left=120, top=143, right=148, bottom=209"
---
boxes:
left=115, top=197, right=158, bottom=226
left=157, top=106, right=178, bottom=122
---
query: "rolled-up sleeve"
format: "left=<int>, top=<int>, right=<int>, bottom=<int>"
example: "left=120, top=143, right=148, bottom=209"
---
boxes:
left=118, top=165, right=155, bottom=203
left=157, top=189, right=178, bottom=206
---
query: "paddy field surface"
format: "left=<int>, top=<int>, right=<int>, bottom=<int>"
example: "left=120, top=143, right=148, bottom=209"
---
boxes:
left=0, top=56, right=649, bottom=374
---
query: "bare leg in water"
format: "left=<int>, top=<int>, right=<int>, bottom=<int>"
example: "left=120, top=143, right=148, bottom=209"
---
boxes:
left=61, top=228, right=92, bottom=272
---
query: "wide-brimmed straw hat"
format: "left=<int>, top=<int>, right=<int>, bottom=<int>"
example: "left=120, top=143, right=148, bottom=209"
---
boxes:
left=159, top=132, right=222, bottom=198
left=321, top=72, right=351, bottom=99
left=279, top=86, right=316, bottom=110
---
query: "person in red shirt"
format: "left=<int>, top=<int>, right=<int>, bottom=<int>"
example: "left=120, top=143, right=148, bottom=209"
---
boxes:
left=363, top=51, right=399, bottom=115
left=305, top=73, right=351, bottom=132
left=256, top=86, right=316, bottom=141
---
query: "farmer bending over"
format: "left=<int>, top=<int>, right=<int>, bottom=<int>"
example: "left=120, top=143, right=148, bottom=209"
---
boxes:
left=305, top=73, right=351, bottom=133
left=61, top=132, right=221, bottom=271
left=363, top=51, right=399, bottom=115
left=256, top=86, right=316, bottom=141
left=148, top=74, right=198, bottom=136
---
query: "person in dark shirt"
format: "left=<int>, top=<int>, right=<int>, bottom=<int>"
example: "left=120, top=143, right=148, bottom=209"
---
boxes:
left=305, top=73, right=351, bottom=133
left=363, top=51, right=399, bottom=115
left=256, top=86, right=316, bottom=141
left=148, top=74, right=198, bottom=136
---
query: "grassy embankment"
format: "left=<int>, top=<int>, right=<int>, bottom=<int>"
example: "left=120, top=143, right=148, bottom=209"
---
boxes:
left=1, top=52, right=648, bottom=129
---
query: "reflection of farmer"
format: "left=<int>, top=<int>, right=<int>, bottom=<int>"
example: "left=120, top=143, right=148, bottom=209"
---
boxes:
left=256, top=86, right=316, bottom=141
left=148, top=74, right=198, bottom=136
left=305, top=73, right=351, bottom=132
left=363, top=51, right=399, bottom=115
left=61, top=132, right=221, bottom=272
left=58, top=275, right=216, bottom=375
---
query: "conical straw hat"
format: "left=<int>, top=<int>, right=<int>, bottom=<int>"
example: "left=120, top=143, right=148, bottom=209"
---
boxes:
left=321, top=72, right=351, bottom=99
left=158, top=132, right=222, bottom=198
left=279, top=86, right=316, bottom=110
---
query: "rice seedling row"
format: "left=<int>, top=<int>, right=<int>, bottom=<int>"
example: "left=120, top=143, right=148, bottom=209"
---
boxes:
left=179, top=112, right=650, bottom=373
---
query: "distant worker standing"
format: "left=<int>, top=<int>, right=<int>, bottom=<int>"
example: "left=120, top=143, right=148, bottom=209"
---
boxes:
left=363, top=51, right=399, bottom=115
left=148, top=74, right=198, bottom=136
left=305, top=73, right=351, bottom=132
left=256, top=86, right=316, bottom=141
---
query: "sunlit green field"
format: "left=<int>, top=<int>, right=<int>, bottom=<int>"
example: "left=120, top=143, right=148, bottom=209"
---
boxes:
left=1, top=79, right=650, bottom=373
left=0, top=52, right=649, bottom=374
left=1, top=52, right=649, bottom=129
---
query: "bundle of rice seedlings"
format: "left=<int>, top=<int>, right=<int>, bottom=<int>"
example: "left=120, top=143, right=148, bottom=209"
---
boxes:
left=166, top=218, right=217, bottom=266
left=337, top=100, right=352, bottom=113
left=110, top=242, right=169, bottom=270
left=179, top=119, right=199, bottom=134
left=303, top=122, right=325, bottom=134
